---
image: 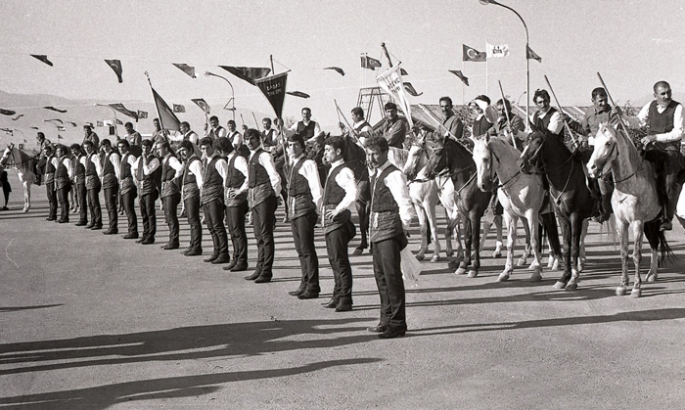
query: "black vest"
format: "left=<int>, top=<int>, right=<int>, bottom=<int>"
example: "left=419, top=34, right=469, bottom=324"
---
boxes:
left=322, top=162, right=352, bottom=234
left=296, top=121, right=317, bottom=140
left=370, top=164, right=403, bottom=243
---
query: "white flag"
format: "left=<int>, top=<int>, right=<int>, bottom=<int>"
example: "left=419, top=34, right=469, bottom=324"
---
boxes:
left=376, top=64, right=413, bottom=128
left=486, top=43, right=510, bottom=58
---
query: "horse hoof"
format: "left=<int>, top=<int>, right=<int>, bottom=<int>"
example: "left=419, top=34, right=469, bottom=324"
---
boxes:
left=547, top=259, right=554, bottom=268
left=455, top=267, right=467, bottom=275
left=516, top=258, right=527, bottom=267
left=529, top=272, right=542, bottom=282
left=446, top=251, right=454, bottom=258
left=552, top=260, right=560, bottom=271
left=22, top=208, right=29, bottom=213
left=631, top=288, right=642, bottom=298
left=447, top=260, right=459, bottom=270
left=646, top=273, right=658, bottom=283
left=430, top=254, right=440, bottom=263
left=553, top=281, right=566, bottom=290
left=415, top=254, right=425, bottom=261
left=616, top=286, right=626, bottom=296
left=565, top=282, right=578, bottom=291
left=578, top=258, right=586, bottom=272
left=497, top=272, right=510, bottom=282
left=467, top=270, right=478, bottom=278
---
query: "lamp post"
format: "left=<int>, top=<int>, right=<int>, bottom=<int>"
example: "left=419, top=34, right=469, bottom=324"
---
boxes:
left=516, top=91, right=527, bottom=106
left=94, top=103, right=119, bottom=137
left=479, top=0, right=530, bottom=129
left=204, top=71, right=236, bottom=121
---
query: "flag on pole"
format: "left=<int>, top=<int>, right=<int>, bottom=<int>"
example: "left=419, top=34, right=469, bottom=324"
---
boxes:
left=486, top=43, right=510, bottom=58
left=527, top=46, right=542, bottom=63
left=254, top=72, right=288, bottom=119
left=324, top=66, right=345, bottom=76
left=448, top=70, right=469, bottom=86
left=105, top=59, right=123, bottom=83
left=376, top=64, right=413, bottom=128
left=191, top=98, right=211, bottom=114
left=361, top=55, right=382, bottom=70
left=173, top=104, right=186, bottom=113
left=0, top=108, right=17, bottom=116
left=31, top=55, right=53, bottom=67
left=463, top=44, right=486, bottom=62
left=108, top=103, right=139, bottom=121
left=68, top=122, right=77, bottom=127
left=219, top=66, right=271, bottom=85
left=287, top=91, right=310, bottom=99
left=403, top=82, right=423, bottom=97
left=150, top=87, right=181, bottom=131
left=43, top=106, right=67, bottom=113
left=172, top=63, right=197, bottom=78
left=57, top=126, right=66, bottom=131
left=30, top=126, right=39, bottom=130
left=137, top=110, right=148, bottom=119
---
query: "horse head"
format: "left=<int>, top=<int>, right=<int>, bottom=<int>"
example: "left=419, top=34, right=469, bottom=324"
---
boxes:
left=424, top=139, right=447, bottom=180
left=587, top=123, right=619, bottom=178
left=473, top=134, right=496, bottom=192
left=519, top=130, right=546, bottom=173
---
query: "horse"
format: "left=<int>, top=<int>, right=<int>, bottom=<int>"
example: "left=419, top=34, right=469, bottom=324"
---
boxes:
left=519, top=128, right=595, bottom=290
left=587, top=124, right=671, bottom=297
left=474, top=135, right=550, bottom=282
left=424, top=137, right=492, bottom=277
left=2, top=143, right=37, bottom=212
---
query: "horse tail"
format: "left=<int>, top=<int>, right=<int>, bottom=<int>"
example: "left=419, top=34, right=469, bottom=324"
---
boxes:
left=644, top=219, right=675, bottom=266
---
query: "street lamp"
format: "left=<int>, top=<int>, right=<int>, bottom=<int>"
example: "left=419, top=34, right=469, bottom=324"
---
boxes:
left=480, top=0, right=530, bottom=129
left=94, top=103, right=119, bottom=137
left=204, top=71, right=236, bottom=120
left=516, top=91, right=527, bottom=106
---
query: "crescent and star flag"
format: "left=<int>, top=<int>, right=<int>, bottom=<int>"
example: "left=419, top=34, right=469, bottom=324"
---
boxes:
left=31, top=55, right=53, bottom=66
left=0, top=108, right=16, bottom=116
left=448, top=70, right=469, bottom=86
left=43, top=106, right=67, bottom=113
left=220, top=66, right=271, bottom=85
left=361, top=55, right=382, bottom=70
left=150, top=87, right=181, bottom=131
left=463, top=44, right=486, bottom=62
left=527, top=46, right=542, bottom=63
left=376, top=64, right=413, bottom=128
left=108, top=103, right=139, bottom=121
left=255, top=72, right=288, bottom=119
left=105, top=59, right=123, bottom=83
left=137, top=110, right=148, bottom=119
left=287, top=91, right=310, bottom=99
left=12, top=114, right=24, bottom=121
left=173, top=104, right=186, bottom=113
left=403, top=82, right=422, bottom=97
left=324, top=66, right=345, bottom=76
left=486, top=43, right=509, bottom=58
left=191, top=98, right=211, bottom=114
left=173, top=63, right=197, bottom=78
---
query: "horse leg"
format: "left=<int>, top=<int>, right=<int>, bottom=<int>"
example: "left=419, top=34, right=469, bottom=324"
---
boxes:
left=23, top=182, right=30, bottom=212
left=444, top=208, right=454, bottom=258
left=553, top=216, right=572, bottom=290
left=527, top=211, right=543, bottom=282
left=448, top=217, right=464, bottom=270
left=630, top=221, right=644, bottom=298
left=517, top=219, right=531, bottom=267
left=424, top=200, right=441, bottom=262
left=565, top=214, right=584, bottom=291
left=479, top=220, right=492, bottom=254
left=498, top=212, right=516, bottom=282
left=456, top=215, right=471, bottom=275
left=615, top=221, right=631, bottom=296
left=468, top=212, right=482, bottom=278
left=644, top=220, right=660, bottom=283
left=578, top=219, right=589, bottom=272
left=541, top=212, right=561, bottom=271
left=415, top=204, right=428, bottom=261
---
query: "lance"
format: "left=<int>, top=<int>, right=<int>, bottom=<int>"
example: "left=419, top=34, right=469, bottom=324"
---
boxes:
left=544, top=75, right=577, bottom=144
left=498, top=80, right=517, bottom=147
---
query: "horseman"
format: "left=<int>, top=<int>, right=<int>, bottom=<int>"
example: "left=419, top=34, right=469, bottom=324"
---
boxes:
left=381, top=102, right=409, bottom=169
left=617, top=80, right=685, bottom=231
left=488, top=98, right=525, bottom=149
left=530, top=90, right=564, bottom=137
left=469, top=95, right=497, bottom=138
left=350, top=106, right=373, bottom=255
left=434, top=97, right=464, bottom=143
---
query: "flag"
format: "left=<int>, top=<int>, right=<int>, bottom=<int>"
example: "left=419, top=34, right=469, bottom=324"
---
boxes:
left=57, top=134, right=64, bottom=139
left=0, top=108, right=16, bottom=116
left=376, top=64, right=413, bottom=128
left=403, top=82, right=423, bottom=97
left=109, top=103, right=139, bottom=121
left=96, top=121, right=104, bottom=127
left=254, top=72, right=288, bottom=119
left=45, top=118, right=63, bottom=124
left=486, top=43, right=510, bottom=58
left=324, top=66, right=345, bottom=76
left=116, top=119, right=123, bottom=125
left=400, top=68, right=408, bottom=76
left=361, top=55, right=382, bottom=70
left=173, top=63, right=197, bottom=78
left=173, top=104, right=186, bottom=113
left=57, top=126, right=66, bottom=131
left=191, top=98, right=211, bottom=114
left=463, top=44, right=486, bottom=62
left=137, top=110, right=148, bottom=119
left=68, top=121, right=77, bottom=127
left=30, top=126, right=39, bottom=130
left=219, top=66, right=271, bottom=85
left=12, top=114, right=24, bottom=121
left=527, top=46, right=542, bottom=63
left=31, top=55, right=53, bottom=66
left=150, top=86, right=181, bottom=131
left=449, top=70, right=469, bottom=86
left=43, top=106, right=67, bottom=113
left=105, top=59, right=123, bottom=83
left=0, top=127, right=12, bottom=134
left=287, top=91, right=310, bottom=99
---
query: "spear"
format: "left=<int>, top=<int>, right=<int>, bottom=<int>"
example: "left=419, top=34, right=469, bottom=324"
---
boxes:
left=596, top=72, right=636, bottom=148
left=544, top=75, right=577, bottom=144
left=498, top=80, right=517, bottom=147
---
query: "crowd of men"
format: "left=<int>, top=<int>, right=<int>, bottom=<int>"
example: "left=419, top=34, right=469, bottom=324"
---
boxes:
left=21, top=79, right=685, bottom=339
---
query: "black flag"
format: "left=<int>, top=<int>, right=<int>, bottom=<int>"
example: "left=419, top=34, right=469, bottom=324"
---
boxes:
left=105, top=59, right=123, bottom=83
left=255, top=72, right=288, bottom=119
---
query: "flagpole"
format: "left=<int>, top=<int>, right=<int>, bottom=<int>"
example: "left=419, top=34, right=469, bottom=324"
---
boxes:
left=145, top=71, right=164, bottom=131
left=462, top=61, right=465, bottom=108
left=485, top=40, right=489, bottom=97
left=251, top=112, right=260, bottom=130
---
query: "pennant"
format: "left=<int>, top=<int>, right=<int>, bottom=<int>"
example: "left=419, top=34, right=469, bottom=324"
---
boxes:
left=376, top=64, right=413, bottom=128
left=31, top=55, right=53, bottom=67
left=23, top=139, right=27, bottom=143
left=105, top=59, right=123, bottom=83
left=0, top=108, right=16, bottom=116
left=400, top=68, right=408, bottom=76
left=57, top=126, right=66, bottom=131
left=150, top=86, right=181, bottom=131
left=527, top=46, right=542, bottom=63
left=116, top=119, right=123, bottom=125
left=45, top=118, right=63, bottom=124
left=108, top=103, right=139, bottom=121
left=191, top=98, right=211, bottom=114
left=30, top=126, right=39, bottom=130
left=463, top=44, right=486, bottom=62
left=172, top=63, right=197, bottom=78
left=137, top=110, right=148, bottom=119
left=43, top=106, right=67, bottom=113
left=97, top=120, right=104, bottom=127
left=403, top=82, right=422, bottom=97
left=361, top=55, right=382, bottom=70
left=448, top=70, right=469, bottom=86
left=219, top=66, right=271, bottom=85
left=173, top=104, right=186, bottom=113
left=254, top=72, right=288, bottom=119
left=0, top=127, right=12, bottom=134
left=324, top=66, right=345, bottom=76
left=286, top=91, right=310, bottom=99
left=57, top=135, right=64, bottom=139
left=486, top=43, right=510, bottom=58
left=68, top=121, right=78, bottom=127
left=12, top=114, right=24, bottom=121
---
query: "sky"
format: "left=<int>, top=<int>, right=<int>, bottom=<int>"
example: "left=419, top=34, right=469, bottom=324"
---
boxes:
left=1, top=0, right=685, bottom=131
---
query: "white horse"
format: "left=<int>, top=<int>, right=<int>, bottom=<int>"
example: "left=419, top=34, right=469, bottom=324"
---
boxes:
left=587, top=124, right=669, bottom=297
left=2, top=144, right=37, bottom=213
left=474, top=135, right=546, bottom=282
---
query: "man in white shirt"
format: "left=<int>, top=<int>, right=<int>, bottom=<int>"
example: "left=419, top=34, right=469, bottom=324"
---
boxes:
left=100, top=139, right=120, bottom=235
left=123, top=122, right=142, bottom=148
left=132, top=139, right=161, bottom=244
left=218, top=138, right=249, bottom=271
left=116, top=139, right=139, bottom=239
left=289, top=107, right=323, bottom=143
left=530, top=89, right=564, bottom=137
left=82, top=140, right=103, bottom=230
left=205, top=116, right=227, bottom=140
left=199, top=137, right=231, bottom=264
left=177, top=140, right=204, bottom=256
left=54, top=145, right=73, bottom=223
left=157, top=141, right=184, bottom=249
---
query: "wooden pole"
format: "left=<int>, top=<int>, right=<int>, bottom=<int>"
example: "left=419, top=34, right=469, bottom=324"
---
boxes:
left=498, top=81, right=517, bottom=147
left=543, top=75, right=576, bottom=144
left=596, top=72, right=635, bottom=147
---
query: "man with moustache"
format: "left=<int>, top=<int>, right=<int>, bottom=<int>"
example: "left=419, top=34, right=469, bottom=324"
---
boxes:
left=42, top=144, right=58, bottom=221
left=199, top=137, right=231, bottom=264
left=82, top=140, right=103, bottom=230
left=132, top=139, right=161, bottom=244
left=177, top=140, right=203, bottom=256
left=116, top=139, right=139, bottom=239
left=156, top=141, right=184, bottom=249
left=99, top=139, right=120, bottom=235
left=220, top=137, right=249, bottom=271
left=70, top=144, right=88, bottom=226
left=205, top=116, right=227, bottom=140
left=53, top=145, right=73, bottom=223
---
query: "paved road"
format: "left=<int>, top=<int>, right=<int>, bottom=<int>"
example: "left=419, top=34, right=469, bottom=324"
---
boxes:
left=1, top=171, right=684, bottom=410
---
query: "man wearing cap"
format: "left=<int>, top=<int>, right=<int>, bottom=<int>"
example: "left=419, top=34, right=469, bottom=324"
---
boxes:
left=178, top=140, right=203, bottom=256
left=221, top=136, right=249, bottom=271
left=54, top=145, right=73, bottom=223
left=243, top=129, right=282, bottom=283
left=157, top=141, right=183, bottom=249
left=82, top=140, right=103, bottom=230
left=99, top=139, right=120, bottom=235
left=205, top=116, right=227, bottom=140
left=199, top=137, right=231, bottom=264
left=132, top=139, right=161, bottom=244
left=117, top=139, right=139, bottom=239
left=70, top=144, right=88, bottom=226
left=285, top=133, right=322, bottom=298
left=82, top=123, right=100, bottom=150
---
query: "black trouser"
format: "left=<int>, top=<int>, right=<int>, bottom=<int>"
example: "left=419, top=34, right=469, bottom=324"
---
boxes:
left=356, top=180, right=370, bottom=249
left=226, top=201, right=248, bottom=266
left=75, top=183, right=87, bottom=223
left=162, top=193, right=181, bottom=246
left=646, top=149, right=684, bottom=222
left=185, top=195, right=202, bottom=251
left=103, top=185, right=118, bottom=231
left=203, top=199, right=229, bottom=259
left=326, top=222, right=355, bottom=304
left=121, top=190, right=138, bottom=234
left=46, top=182, right=57, bottom=219
left=291, top=210, right=320, bottom=293
left=372, top=234, right=407, bottom=331
left=56, top=185, right=70, bottom=221
left=251, top=196, right=277, bottom=278
left=139, top=191, right=157, bottom=240
left=87, top=185, right=102, bottom=227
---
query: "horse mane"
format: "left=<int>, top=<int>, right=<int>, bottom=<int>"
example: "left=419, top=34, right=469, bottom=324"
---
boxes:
left=603, top=124, right=642, bottom=173
left=488, top=136, right=520, bottom=161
